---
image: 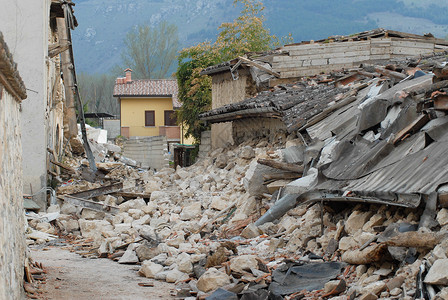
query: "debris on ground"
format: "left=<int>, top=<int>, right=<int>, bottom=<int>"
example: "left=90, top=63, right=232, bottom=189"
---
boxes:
left=26, top=52, right=448, bottom=299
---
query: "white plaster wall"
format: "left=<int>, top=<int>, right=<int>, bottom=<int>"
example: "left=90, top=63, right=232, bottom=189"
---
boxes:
left=0, top=0, right=51, bottom=209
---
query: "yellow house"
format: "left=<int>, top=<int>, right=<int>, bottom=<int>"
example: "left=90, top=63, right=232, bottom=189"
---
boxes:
left=113, top=69, right=191, bottom=144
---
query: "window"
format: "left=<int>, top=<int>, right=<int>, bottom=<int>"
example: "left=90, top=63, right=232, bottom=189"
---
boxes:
left=164, top=110, right=177, bottom=126
left=145, top=110, right=155, bottom=126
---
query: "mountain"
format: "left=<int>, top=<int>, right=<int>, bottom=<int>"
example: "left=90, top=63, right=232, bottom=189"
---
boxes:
left=71, top=0, right=448, bottom=75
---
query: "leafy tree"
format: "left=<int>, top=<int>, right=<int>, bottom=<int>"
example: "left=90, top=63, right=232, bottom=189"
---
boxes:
left=176, top=0, right=287, bottom=143
left=120, top=21, right=179, bottom=79
left=78, top=72, right=119, bottom=116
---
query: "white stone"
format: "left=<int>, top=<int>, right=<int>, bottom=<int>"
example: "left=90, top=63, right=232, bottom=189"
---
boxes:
left=139, top=261, right=163, bottom=278
left=345, top=211, right=374, bottom=235
left=230, top=255, right=258, bottom=273
left=180, top=202, right=202, bottom=220
left=437, top=209, right=448, bottom=226
left=210, top=197, right=228, bottom=211
left=150, top=191, right=169, bottom=202
left=78, top=219, right=112, bottom=239
left=240, top=146, right=255, bottom=159
left=144, top=180, right=161, bottom=193
left=81, top=208, right=105, bottom=220
left=241, top=224, right=261, bottom=239
left=114, top=223, right=132, bottom=234
left=244, top=160, right=281, bottom=196
left=284, top=168, right=318, bottom=194
left=361, top=281, right=386, bottom=296
left=60, top=202, right=77, bottom=215
left=118, top=244, right=139, bottom=264
left=196, top=268, right=231, bottom=292
left=425, top=259, right=448, bottom=285
left=177, top=253, right=193, bottom=274
left=47, top=204, right=60, bottom=213
left=128, top=209, right=144, bottom=220
left=142, top=202, right=158, bottom=215
left=165, top=268, right=189, bottom=283
left=60, top=219, right=79, bottom=232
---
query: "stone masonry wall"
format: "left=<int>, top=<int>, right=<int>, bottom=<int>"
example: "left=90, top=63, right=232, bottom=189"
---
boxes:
left=232, top=117, right=286, bottom=145
left=0, top=84, right=26, bottom=300
left=123, top=136, right=169, bottom=171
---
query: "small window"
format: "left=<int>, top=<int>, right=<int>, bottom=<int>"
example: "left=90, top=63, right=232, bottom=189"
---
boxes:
left=164, top=110, right=177, bottom=126
left=145, top=110, right=155, bottom=126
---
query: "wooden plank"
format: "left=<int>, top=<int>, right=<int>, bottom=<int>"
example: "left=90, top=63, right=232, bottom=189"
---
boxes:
left=393, top=114, right=430, bottom=144
left=391, top=47, right=434, bottom=56
left=50, top=160, right=76, bottom=174
left=370, top=38, right=392, bottom=44
left=280, top=63, right=355, bottom=78
left=284, top=40, right=370, bottom=51
left=370, top=54, right=392, bottom=60
left=390, top=40, right=435, bottom=49
left=113, top=191, right=152, bottom=199
left=329, top=55, right=370, bottom=65
left=257, top=159, right=303, bottom=173
left=370, top=47, right=391, bottom=55
left=374, top=66, right=407, bottom=80
left=238, top=56, right=280, bottom=77
left=287, top=50, right=372, bottom=61
left=62, top=195, right=119, bottom=214
left=288, top=44, right=371, bottom=56
left=269, top=77, right=301, bottom=87
left=69, top=182, right=123, bottom=199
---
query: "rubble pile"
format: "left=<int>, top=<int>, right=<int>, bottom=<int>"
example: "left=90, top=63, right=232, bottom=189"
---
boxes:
left=27, top=52, right=448, bottom=299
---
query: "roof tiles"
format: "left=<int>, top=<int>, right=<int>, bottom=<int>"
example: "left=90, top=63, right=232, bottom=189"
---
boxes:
left=113, top=79, right=180, bottom=108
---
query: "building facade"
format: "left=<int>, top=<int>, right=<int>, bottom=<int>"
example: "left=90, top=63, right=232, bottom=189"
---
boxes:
left=113, top=69, right=194, bottom=145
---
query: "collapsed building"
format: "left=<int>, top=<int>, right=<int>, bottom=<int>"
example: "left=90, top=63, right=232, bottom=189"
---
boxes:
left=23, top=29, right=448, bottom=299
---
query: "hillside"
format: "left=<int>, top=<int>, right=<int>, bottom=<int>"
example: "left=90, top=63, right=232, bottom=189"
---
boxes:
left=71, top=0, right=448, bottom=74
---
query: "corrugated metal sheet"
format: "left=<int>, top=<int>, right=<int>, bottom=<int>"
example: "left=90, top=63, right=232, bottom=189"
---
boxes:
left=342, top=140, right=448, bottom=195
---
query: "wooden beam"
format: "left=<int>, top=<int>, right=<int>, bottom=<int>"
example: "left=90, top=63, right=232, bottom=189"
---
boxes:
left=257, top=158, right=303, bottom=173
left=238, top=56, right=280, bottom=77
left=69, top=182, right=123, bottom=199
left=48, top=42, right=70, bottom=58
left=374, top=66, right=407, bottom=80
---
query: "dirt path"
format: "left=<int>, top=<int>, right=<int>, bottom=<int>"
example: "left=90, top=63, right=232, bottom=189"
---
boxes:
left=30, top=247, right=176, bottom=300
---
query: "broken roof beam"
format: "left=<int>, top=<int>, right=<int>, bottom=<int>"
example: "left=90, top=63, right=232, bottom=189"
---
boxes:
left=68, top=182, right=123, bottom=199
left=257, top=158, right=303, bottom=173
left=296, top=95, right=358, bottom=132
left=238, top=56, right=280, bottom=78
left=61, top=195, right=119, bottom=214
left=374, top=66, right=407, bottom=80
left=410, top=80, right=448, bottom=97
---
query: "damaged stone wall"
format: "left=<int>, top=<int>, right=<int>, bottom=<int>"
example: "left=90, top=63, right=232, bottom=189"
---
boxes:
left=123, top=136, right=169, bottom=170
left=46, top=18, right=65, bottom=173
left=211, top=69, right=257, bottom=149
left=0, top=0, right=52, bottom=210
left=273, top=38, right=440, bottom=78
left=0, top=65, right=26, bottom=300
left=232, top=117, right=286, bottom=145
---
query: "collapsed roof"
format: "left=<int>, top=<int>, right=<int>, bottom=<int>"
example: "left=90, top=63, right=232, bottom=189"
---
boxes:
left=202, top=50, right=448, bottom=212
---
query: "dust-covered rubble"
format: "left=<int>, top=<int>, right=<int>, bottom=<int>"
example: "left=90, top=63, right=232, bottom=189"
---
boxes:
left=27, top=53, right=448, bottom=299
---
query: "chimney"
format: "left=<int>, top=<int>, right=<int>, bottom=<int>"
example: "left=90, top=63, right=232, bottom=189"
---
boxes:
left=124, top=68, right=133, bottom=83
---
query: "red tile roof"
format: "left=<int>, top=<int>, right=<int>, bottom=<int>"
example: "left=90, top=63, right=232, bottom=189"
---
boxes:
left=113, top=79, right=180, bottom=108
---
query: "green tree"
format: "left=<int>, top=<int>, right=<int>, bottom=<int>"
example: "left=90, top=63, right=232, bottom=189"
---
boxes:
left=176, top=0, right=289, bottom=143
left=78, top=72, right=119, bottom=116
left=120, top=21, right=179, bottom=79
